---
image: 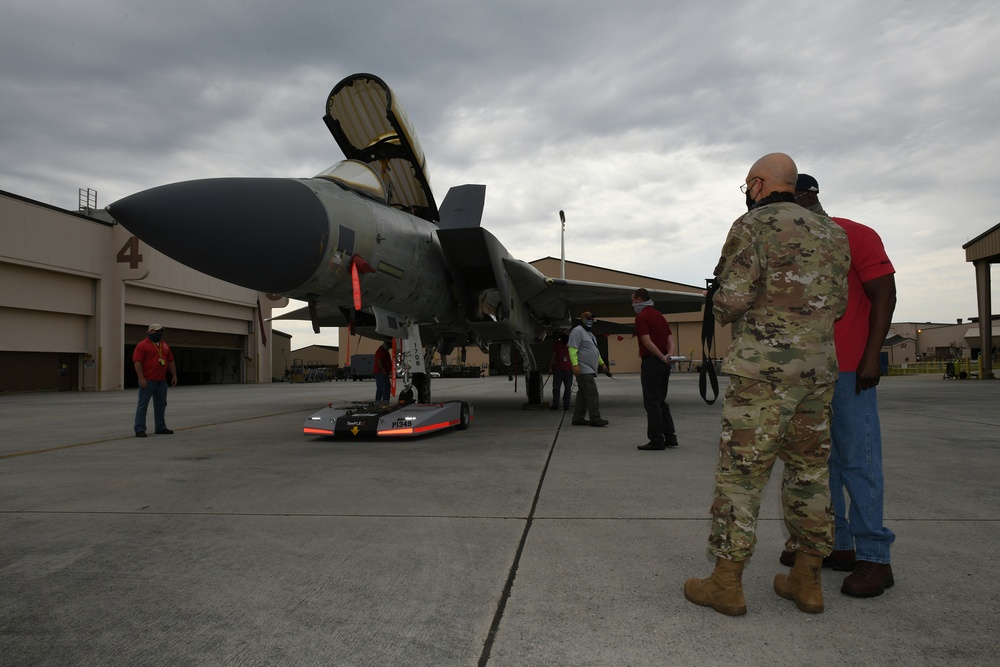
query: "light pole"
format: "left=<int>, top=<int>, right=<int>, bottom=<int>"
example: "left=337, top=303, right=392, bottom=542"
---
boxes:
left=559, top=210, right=566, bottom=279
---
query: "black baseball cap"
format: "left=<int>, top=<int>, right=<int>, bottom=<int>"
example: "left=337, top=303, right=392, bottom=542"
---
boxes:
left=796, top=174, right=819, bottom=193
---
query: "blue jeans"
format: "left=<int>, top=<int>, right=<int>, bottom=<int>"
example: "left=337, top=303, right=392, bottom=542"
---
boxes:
left=374, top=373, right=391, bottom=402
left=551, top=369, right=572, bottom=408
left=134, top=380, right=169, bottom=434
left=829, top=372, right=895, bottom=563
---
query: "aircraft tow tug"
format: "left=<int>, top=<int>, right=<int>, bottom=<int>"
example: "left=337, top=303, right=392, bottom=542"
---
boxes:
left=303, top=398, right=472, bottom=438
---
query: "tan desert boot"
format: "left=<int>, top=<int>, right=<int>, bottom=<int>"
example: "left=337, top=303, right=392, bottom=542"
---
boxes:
left=684, top=558, right=747, bottom=616
left=774, top=551, right=824, bottom=613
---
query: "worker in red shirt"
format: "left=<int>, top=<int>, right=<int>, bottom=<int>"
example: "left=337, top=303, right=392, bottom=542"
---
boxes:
left=549, top=330, right=573, bottom=410
left=632, top=289, right=679, bottom=450
left=132, top=323, right=178, bottom=437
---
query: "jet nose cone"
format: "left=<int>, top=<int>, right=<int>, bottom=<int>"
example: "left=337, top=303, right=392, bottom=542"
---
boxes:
left=108, top=178, right=328, bottom=294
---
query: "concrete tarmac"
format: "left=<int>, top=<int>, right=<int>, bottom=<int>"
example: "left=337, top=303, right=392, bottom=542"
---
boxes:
left=1, top=373, right=998, bottom=666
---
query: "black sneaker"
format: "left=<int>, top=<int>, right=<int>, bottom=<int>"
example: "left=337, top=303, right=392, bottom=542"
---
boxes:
left=637, top=441, right=665, bottom=450
left=155, top=429, right=174, bottom=435
left=572, top=419, right=590, bottom=426
left=135, top=432, right=147, bottom=438
left=589, top=418, right=609, bottom=427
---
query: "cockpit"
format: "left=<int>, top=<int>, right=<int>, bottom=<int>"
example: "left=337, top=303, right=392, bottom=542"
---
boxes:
left=315, top=160, right=387, bottom=202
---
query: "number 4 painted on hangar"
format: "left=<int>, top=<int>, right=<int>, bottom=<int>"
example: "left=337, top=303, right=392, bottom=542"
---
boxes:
left=116, top=235, right=143, bottom=270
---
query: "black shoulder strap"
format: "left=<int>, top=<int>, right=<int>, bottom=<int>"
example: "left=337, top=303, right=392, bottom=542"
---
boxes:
left=699, top=279, right=720, bottom=405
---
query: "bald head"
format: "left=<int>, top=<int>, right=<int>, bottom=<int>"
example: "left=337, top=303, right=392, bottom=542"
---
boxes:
left=745, top=152, right=798, bottom=203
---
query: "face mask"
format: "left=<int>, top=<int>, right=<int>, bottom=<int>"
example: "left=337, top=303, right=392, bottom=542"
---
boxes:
left=148, top=332, right=162, bottom=343
left=744, top=178, right=758, bottom=210
left=582, top=318, right=594, bottom=329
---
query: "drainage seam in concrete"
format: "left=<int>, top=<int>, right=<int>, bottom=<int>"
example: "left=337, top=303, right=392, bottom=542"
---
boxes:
left=478, top=411, right=562, bottom=666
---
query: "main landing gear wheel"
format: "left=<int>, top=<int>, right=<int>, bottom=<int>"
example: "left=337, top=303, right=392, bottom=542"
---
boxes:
left=413, top=372, right=431, bottom=404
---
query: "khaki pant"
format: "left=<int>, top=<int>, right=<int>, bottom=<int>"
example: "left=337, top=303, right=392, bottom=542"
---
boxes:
left=708, top=375, right=834, bottom=561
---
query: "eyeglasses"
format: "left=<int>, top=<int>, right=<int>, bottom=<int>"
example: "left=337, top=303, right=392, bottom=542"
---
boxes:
left=740, top=177, right=761, bottom=194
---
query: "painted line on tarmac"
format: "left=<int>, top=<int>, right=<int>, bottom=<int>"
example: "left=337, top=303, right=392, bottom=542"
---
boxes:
left=0, top=409, right=309, bottom=460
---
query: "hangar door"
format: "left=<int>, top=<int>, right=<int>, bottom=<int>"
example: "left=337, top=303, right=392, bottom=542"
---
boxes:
left=125, top=325, right=246, bottom=387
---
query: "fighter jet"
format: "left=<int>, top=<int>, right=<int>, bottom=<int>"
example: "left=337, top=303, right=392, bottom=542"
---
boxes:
left=108, top=73, right=703, bottom=405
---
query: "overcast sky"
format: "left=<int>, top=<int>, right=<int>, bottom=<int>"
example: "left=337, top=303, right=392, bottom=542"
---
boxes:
left=3, top=1, right=998, bottom=349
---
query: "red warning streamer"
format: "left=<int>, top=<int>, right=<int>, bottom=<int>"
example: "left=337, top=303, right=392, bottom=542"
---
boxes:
left=351, top=259, right=362, bottom=311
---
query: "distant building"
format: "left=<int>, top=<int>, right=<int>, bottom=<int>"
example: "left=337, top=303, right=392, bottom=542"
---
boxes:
left=292, top=345, right=340, bottom=369
left=888, top=319, right=1000, bottom=362
left=270, top=330, right=293, bottom=381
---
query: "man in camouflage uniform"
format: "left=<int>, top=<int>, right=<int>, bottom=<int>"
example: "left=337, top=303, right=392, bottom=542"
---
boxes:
left=684, top=153, right=850, bottom=616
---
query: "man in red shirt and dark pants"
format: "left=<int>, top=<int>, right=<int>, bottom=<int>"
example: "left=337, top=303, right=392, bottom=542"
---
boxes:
left=133, top=323, right=177, bottom=437
left=632, top=289, right=679, bottom=450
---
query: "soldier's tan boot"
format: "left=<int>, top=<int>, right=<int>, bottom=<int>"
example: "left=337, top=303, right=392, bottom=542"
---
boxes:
left=684, top=558, right=747, bottom=616
left=774, top=552, right=824, bottom=613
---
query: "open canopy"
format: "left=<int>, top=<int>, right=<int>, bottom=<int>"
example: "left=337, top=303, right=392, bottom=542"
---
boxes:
left=324, top=73, right=438, bottom=222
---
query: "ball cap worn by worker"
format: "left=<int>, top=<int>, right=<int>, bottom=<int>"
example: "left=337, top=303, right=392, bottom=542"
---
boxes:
left=147, top=323, right=163, bottom=332
left=796, top=173, right=820, bottom=193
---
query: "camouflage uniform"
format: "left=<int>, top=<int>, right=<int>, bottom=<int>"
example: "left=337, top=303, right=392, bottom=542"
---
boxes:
left=708, top=201, right=850, bottom=562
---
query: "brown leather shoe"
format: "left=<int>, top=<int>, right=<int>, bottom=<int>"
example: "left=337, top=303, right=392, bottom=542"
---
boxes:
left=779, top=548, right=855, bottom=571
left=841, top=561, right=894, bottom=598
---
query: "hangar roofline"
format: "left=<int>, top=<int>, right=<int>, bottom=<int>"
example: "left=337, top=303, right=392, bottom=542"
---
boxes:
left=529, top=256, right=704, bottom=291
left=962, top=220, right=1000, bottom=250
left=0, top=188, right=114, bottom=228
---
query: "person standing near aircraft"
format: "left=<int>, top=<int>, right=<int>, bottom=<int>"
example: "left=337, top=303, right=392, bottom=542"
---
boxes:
left=779, top=174, right=897, bottom=598
left=631, top=288, right=679, bottom=450
left=133, top=323, right=178, bottom=437
left=549, top=330, right=573, bottom=410
left=374, top=339, right=393, bottom=403
left=683, top=153, right=850, bottom=616
left=568, top=311, right=609, bottom=427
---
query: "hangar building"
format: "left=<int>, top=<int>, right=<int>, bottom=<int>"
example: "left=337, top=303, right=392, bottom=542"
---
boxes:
left=1, top=189, right=279, bottom=393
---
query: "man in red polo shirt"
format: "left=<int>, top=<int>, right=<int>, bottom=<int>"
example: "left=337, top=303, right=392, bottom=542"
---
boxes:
left=632, top=288, right=679, bottom=450
left=132, top=323, right=178, bottom=437
left=780, top=174, right=897, bottom=598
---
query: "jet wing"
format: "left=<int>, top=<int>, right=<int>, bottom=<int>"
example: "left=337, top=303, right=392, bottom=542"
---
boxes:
left=324, top=73, right=439, bottom=223
left=502, top=257, right=704, bottom=320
